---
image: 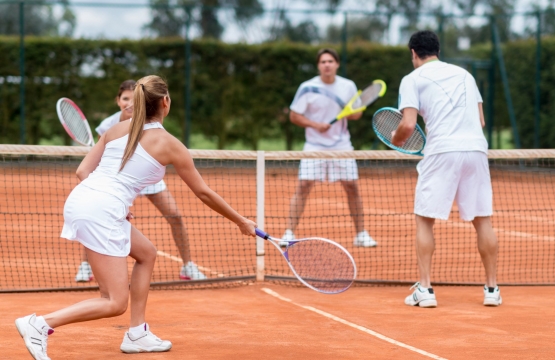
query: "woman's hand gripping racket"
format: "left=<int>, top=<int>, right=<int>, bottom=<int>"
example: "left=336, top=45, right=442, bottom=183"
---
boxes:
left=329, top=79, right=387, bottom=125
left=56, top=98, right=95, bottom=146
left=255, top=229, right=356, bottom=294
left=372, top=107, right=426, bottom=156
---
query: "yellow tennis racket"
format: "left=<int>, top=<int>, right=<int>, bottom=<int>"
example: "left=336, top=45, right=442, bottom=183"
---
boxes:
left=329, top=79, right=387, bottom=124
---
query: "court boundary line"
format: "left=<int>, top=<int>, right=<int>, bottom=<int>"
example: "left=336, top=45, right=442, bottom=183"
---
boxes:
left=156, top=250, right=226, bottom=277
left=261, top=287, right=448, bottom=360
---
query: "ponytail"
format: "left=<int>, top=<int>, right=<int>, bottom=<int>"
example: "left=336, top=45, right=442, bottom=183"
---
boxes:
left=120, top=75, right=168, bottom=171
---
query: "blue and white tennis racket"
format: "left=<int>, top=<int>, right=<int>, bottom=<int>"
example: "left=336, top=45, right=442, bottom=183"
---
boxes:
left=255, top=229, right=356, bottom=294
left=372, top=107, right=426, bottom=156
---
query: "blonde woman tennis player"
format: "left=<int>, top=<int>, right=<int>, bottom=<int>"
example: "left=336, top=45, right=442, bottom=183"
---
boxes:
left=16, top=75, right=256, bottom=359
left=392, top=30, right=500, bottom=307
left=75, top=79, right=207, bottom=282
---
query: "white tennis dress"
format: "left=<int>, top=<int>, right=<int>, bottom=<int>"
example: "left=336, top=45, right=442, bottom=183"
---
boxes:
left=61, top=122, right=166, bottom=257
left=96, top=112, right=167, bottom=195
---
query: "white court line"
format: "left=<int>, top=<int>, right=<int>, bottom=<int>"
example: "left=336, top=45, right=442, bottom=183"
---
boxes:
left=366, top=208, right=555, bottom=242
left=156, top=250, right=226, bottom=277
left=261, top=288, right=448, bottom=360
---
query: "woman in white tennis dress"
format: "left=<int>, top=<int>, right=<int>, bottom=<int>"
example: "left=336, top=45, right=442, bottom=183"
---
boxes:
left=15, top=75, right=256, bottom=360
left=75, top=79, right=206, bottom=282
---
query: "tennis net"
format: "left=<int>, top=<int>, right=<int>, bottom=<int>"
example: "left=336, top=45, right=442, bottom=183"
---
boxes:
left=1, top=145, right=554, bottom=292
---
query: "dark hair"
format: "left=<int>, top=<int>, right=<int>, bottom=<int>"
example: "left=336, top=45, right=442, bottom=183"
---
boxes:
left=117, top=79, right=136, bottom=98
left=408, top=30, right=440, bottom=59
left=120, top=75, right=169, bottom=170
left=316, top=48, right=339, bottom=64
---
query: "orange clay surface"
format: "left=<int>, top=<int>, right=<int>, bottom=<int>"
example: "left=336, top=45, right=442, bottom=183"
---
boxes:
left=1, top=284, right=554, bottom=360
left=2, top=165, right=555, bottom=290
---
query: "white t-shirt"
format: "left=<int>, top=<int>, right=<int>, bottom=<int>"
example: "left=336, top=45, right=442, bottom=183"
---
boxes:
left=290, top=76, right=359, bottom=151
left=398, top=60, right=488, bottom=156
left=95, top=111, right=121, bottom=136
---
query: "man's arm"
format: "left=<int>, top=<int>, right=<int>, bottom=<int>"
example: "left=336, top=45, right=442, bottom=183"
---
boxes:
left=290, top=110, right=331, bottom=133
left=346, top=112, right=363, bottom=120
left=391, top=108, right=418, bottom=146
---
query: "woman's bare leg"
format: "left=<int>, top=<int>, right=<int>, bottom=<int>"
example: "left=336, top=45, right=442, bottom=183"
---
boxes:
left=146, top=190, right=190, bottom=263
left=44, top=225, right=157, bottom=328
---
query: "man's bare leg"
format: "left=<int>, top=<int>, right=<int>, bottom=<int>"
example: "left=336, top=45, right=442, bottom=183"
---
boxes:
left=286, top=180, right=315, bottom=232
left=472, top=216, right=498, bottom=288
left=415, top=215, right=436, bottom=288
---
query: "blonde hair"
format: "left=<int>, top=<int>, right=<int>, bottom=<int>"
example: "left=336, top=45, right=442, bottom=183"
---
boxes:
left=120, top=75, right=169, bottom=170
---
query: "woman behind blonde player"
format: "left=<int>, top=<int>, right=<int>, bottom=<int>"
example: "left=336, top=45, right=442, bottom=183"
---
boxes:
left=75, top=79, right=206, bottom=282
left=16, top=75, right=256, bottom=359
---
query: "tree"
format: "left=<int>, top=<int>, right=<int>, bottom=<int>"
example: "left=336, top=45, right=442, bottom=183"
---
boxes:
left=268, top=10, right=320, bottom=44
left=145, top=0, right=263, bottom=39
left=326, top=17, right=388, bottom=43
left=0, top=0, right=75, bottom=36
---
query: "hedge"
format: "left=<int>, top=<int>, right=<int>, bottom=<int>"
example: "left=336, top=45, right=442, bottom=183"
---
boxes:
left=0, top=37, right=411, bottom=149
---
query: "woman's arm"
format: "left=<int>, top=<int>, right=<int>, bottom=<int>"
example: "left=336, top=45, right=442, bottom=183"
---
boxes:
left=76, top=135, right=107, bottom=181
left=167, top=138, right=256, bottom=236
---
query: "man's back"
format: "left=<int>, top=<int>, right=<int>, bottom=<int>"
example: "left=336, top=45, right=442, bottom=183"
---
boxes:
left=399, top=61, right=487, bottom=156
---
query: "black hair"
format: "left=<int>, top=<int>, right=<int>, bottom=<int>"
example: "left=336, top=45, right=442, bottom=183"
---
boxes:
left=316, top=48, right=339, bottom=64
left=408, top=30, right=440, bottom=59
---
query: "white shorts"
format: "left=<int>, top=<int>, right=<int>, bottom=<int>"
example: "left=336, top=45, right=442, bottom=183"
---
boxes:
left=140, top=180, right=167, bottom=195
left=414, top=151, right=493, bottom=221
left=298, top=159, right=359, bottom=182
left=61, top=185, right=131, bottom=257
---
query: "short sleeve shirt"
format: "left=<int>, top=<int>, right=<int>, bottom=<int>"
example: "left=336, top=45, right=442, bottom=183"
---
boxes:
left=95, top=111, right=121, bottom=136
left=398, top=61, right=487, bottom=156
left=290, top=76, right=359, bottom=151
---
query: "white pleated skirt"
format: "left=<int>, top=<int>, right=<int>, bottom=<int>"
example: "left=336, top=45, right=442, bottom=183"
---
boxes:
left=61, top=185, right=132, bottom=257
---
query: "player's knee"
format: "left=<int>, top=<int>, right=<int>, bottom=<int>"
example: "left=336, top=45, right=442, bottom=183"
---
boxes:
left=111, top=298, right=128, bottom=316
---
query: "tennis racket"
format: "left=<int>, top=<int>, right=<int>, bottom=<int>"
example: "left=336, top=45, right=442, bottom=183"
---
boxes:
left=372, top=107, right=426, bottom=156
left=329, top=79, right=387, bottom=125
left=255, top=228, right=356, bottom=294
left=56, top=98, right=95, bottom=147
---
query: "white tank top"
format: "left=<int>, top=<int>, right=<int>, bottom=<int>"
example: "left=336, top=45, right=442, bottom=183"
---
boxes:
left=80, top=122, right=166, bottom=206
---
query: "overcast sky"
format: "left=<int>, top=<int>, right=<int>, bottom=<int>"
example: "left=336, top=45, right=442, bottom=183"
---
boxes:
left=64, top=0, right=549, bottom=44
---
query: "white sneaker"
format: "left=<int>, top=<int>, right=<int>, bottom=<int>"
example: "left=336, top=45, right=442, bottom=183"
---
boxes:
left=483, top=285, right=502, bottom=306
left=353, top=230, right=377, bottom=247
left=180, top=261, right=207, bottom=280
left=15, top=314, right=53, bottom=360
left=74, top=261, right=93, bottom=282
left=280, top=229, right=295, bottom=247
left=405, top=282, right=437, bottom=308
left=120, top=324, right=172, bottom=353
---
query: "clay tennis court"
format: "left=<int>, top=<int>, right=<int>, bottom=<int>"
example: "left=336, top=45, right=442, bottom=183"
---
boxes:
left=1, top=284, right=554, bottom=359
left=1, top=148, right=555, bottom=358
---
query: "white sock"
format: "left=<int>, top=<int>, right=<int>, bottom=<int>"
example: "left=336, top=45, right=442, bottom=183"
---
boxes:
left=129, top=323, right=147, bottom=337
left=185, top=261, right=195, bottom=267
left=35, top=316, right=53, bottom=332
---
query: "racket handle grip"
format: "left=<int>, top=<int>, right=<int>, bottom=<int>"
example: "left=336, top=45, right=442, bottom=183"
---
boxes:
left=255, top=228, right=269, bottom=239
left=329, top=118, right=338, bottom=125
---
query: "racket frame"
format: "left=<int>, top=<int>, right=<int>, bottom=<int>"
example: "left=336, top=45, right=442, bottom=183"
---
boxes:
left=372, top=107, right=426, bottom=156
left=56, top=97, right=95, bottom=147
left=329, top=79, right=387, bottom=125
left=255, top=228, right=357, bottom=294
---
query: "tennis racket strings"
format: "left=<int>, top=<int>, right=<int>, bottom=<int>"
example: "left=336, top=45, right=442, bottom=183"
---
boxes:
left=359, top=82, right=384, bottom=106
left=372, top=109, right=425, bottom=152
left=286, top=239, right=356, bottom=294
left=57, top=99, right=94, bottom=146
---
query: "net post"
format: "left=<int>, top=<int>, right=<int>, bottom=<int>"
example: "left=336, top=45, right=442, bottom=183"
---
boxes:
left=256, top=150, right=265, bottom=282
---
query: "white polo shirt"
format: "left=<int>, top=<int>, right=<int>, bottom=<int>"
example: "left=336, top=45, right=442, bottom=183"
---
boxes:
left=398, top=60, right=488, bottom=156
left=290, top=76, right=359, bottom=151
left=95, top=111, right=121, bottom=136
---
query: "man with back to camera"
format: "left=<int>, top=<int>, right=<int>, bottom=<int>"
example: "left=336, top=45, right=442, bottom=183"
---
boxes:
left=392, top=30, right=501, bottom=307
left=282, top=48, right=376, bottom=248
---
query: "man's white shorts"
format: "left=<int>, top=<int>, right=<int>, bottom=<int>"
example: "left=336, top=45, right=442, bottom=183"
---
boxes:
left=415, top=151, right=493, bottom=221
left=298, top=159, right=359, bottom=182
